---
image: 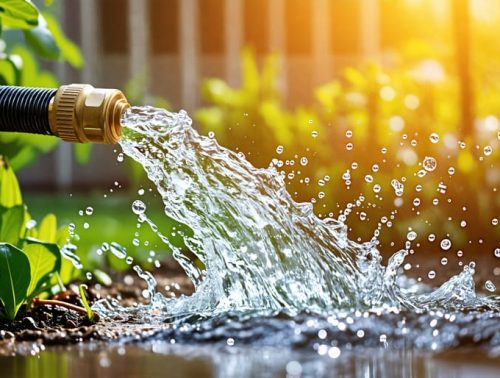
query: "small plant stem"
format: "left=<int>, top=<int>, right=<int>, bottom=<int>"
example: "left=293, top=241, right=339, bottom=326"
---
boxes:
left=32, top=298, right=88, bottom=316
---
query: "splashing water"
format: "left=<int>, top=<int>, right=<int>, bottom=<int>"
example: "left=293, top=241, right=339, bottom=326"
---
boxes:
left=94, top=107, right=499, bottom=331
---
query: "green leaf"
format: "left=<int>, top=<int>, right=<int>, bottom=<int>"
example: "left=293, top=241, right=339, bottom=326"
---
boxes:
left=0, top=0, right=39, bottom=30
left=22, top=239, right=61, bottom=299
left=74, top=143, right=92, bottom=165
left=0, top=205, right=24, bottom=244
left=43, top=12, right=83, bottom=68
left=0, top=243, right=31, bottom=320
left=24, top=15, right=60, bottom=59
left=92, top=269, right=112, bottom=286
left=38, top=213, right=57, bottom=243
left=0, top=156, right=22, bottom=206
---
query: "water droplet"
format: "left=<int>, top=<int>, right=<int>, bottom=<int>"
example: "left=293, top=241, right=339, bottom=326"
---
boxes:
left=372, top=164, right=379, bottom=173
left=138, top=188, right=145, bottom=196
left=423, top=156, right=437, bottom=172
left=492, top=218, right=498, bottom=226
left=429, top=133, right=440, bottom=144
left=373, top=184, right=381, bottom=193
left=440, top=257, right=448, bottom=265
left=437, top=182, right=447, bottom=194
left=428, top=234, right=436, bottom=242
left=300, top=157, right=308, bottom=166
left=86, top=272, right=93, bottom=280
left=365, top=175, right=373, bottom=183
left=359, top=212, right=367, bottom=221
left=83, top=222, right=90, bottom=229
left=208, top=131, right=215, bottom=138
left=413, top=198, right=420, bottom=206
left=85, top=206, right=94, bottom=215
left=346, top=130, right=353, bottom=138
left=117, top=153, right=124, bottom=162
left=126, top=256, right=134, bottom=265
left=110, top=242, right=127, bottom=259
left=494, top=248, right=500, bottom=258
left=351, top=162, right=358, bottom=170
left=25, top=219, right=37, bottom=230
left=485, top=280, right=496, bottom=292
left=447, top=167, right=455, bottom=175
left=460, top=220, right=467, bottom=228
left=276, top=145, right=284, bottom=154
left=407, top=231, right=417, bottom=241
left=311, top=131, right=318, bottom=138
left=132, top=238, right=140, bottom=246
left=484, top=145, right=493, bottom=156
left=428, top=270, right=436, bottom=279
left=132, top=200, right=146, bottom=215
left=346, top=143, right=353, bottom=151
left=391, top=179, right=404, bottom=197
left=440, top=238, right=451, bottom=251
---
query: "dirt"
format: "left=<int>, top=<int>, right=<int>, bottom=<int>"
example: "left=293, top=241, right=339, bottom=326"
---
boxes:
left=0, top=259, right=194, bottom=356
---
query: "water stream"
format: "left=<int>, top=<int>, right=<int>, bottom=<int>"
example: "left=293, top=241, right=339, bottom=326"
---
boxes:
left=92, top=106, right=499, bottom=351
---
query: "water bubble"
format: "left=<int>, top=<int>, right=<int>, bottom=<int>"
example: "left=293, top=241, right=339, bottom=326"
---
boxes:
left=372, top=164, right=379, bottom=173
left=407, top=231, right=417, bottom=241
left=68, top=223, right=76, bottom=235
left=460, top=220, right=467, bottom=228
left=318, top=192, right=325, bottom=199
left=440, top=238, right=452, bottom=251
left=132, top=200, right=146, bottom=215
left=208, top=131, right=215, bottom=138
left=415, top=184, right=422, bottom=192
left=494, top=248, right=500, bottom=258
left=117, top=153, right=124, bottom=162
left=437, top=182, right=447, bottom=194
left=83, top=222, right=90, bottom=229
left=429, top=133, right=440, bottom=144
left=485, top=280, right=496, bottom=292
left=359, top=212, right=367, bottom=221
left=391, top=179, right=404, bottom=197
left=381, top=147, right=388, bottom=154
left=440, top=257, right=448, bottom=265
left=423, top=156, right=437, bottom=172
left=428, top=270, right=436, bottom=279
left=457, top=250, right=464, bottom=257
left=85, top=206, right=94, bottom=215
left=346, top=130, right=353, bottom=138
left=492, top=218, right=498, bottom=226
left=132, top=238, right=140, bottom=246
left=428, top=234, right=436, bottom=242
left=311, top=131, right=318, bottom=138
left=417, top=170, right=427, bottom=178
left=276, top=145, right=284, bottom=154
left=484, top=145, right=493, bottom=156
left=25, top=219, right=37, bottom=230
left=138, top=188, right=145, bottom=196
left=364, top=175, right=373, bottom=183
left=86, top=272, right=93, bottom=280
left=432, top=198, right=439, bottom=206
left=351, top=162, right=358, bottom=170
left=126, top=256, right=134, bottom=265
left=413, top=198, right=420, bottom=206
left=110, top=242, right=127, bottom=259
left=447, top=167, right=455, bottom=175
left=342, top=170, right=351, bottom=181
left=300, top=157, right=308, bottom=166
left=373, top=184, right=381, bottom=193
left=346, top=143, right=353, bottom=151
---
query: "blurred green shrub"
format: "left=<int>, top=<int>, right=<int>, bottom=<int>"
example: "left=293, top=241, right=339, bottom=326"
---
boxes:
left=0, top=0, right=83, bottom=171
left=196, top=49, right=499, bottom=259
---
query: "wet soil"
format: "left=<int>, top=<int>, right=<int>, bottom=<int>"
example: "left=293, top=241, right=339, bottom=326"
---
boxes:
left=0, top=259, right=194, bottom=356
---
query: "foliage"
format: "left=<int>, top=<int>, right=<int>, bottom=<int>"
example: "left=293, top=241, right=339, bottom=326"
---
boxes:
left=0, top=156, right=74, bottom=320
left=196, top=49, right=500, bottom=261
left=0, top=0, right=83, bottom=171
left=79, top=284, right=95, bottom=323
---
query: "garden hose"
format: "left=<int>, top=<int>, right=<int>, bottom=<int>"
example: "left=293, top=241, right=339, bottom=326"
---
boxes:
left=0, top=84, right=129, bottom=144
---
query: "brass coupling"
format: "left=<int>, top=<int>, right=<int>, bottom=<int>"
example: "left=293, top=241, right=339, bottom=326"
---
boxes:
left=48, top=84, right=129, bottom=144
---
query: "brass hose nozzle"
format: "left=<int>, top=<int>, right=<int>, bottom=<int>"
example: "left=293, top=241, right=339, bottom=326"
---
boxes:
left=48, top=84, right=129, bottom=144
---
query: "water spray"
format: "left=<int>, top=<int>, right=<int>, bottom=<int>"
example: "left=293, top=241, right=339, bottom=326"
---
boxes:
left=0, top=84, right=129, bottom=144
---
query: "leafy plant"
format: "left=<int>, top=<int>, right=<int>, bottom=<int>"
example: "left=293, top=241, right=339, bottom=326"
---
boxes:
left=79, top=284, right=96, bottom=323
left=0, top=0, right=83, bottom=171
left=0, top=156, right=75, bottom=320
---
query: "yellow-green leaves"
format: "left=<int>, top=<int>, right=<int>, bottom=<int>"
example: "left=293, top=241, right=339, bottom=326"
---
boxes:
left=0, top=0, right=38, bottom=30
left=0, top=157, right=22, bottom=207
left=0, top=243, right=31, bottom=320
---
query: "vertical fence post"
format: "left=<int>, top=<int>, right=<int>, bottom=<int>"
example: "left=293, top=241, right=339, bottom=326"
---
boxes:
left=225, top=0, right=242, bottom=87
left=313, top=0, right=331, bottom=86
left=129, top=0, right=150, bottom=101
left=269, top=0, right=287, bottom=96
left=180, top=0, right=200, bottom=111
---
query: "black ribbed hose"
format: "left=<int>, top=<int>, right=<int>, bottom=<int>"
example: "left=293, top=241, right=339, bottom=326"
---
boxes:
left=0, top=85, right=57, bottom=136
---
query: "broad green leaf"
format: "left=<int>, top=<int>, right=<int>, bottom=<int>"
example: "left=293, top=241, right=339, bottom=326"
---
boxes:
left=0, top=0, right=39, bottom=30
left=24, top=15, right=60, bottom=59
left=23, top=239, right=61, bottom=299
left=0, top=157, right=22, bottom=206
left=43, top=12, right=83, bottom=68
left=0, top=243, right=31, bottom=320
left=0, top=205, right=24, bottom=244
left=38, top=213, right=57, bottom=243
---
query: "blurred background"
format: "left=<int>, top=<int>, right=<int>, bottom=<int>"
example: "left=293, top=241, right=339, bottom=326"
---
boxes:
left=0, top=0, right=498, bottom=286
